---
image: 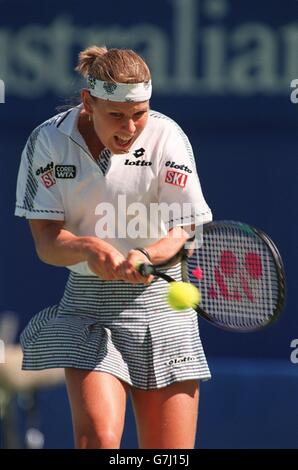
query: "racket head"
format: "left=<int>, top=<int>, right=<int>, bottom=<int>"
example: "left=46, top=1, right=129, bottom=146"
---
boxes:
left=185, top=221, right=286, bottom=332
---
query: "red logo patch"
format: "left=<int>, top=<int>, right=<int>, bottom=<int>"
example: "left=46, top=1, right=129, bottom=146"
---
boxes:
left=41, top=170, right=56, bottom=188
left=165, top=170, right=188, bottom=188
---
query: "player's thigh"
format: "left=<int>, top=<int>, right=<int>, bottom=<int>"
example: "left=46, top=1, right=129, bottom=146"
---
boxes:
left=65, top=369, right=129, bottom=446
left=130, top=379, right=199, bottom=449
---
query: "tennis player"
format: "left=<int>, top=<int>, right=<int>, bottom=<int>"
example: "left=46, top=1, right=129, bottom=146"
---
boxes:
left=15, top=46, right=213, bottom=449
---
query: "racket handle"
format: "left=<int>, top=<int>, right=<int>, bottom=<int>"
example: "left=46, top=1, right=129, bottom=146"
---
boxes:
left=137, top=263, right=155, bottom=277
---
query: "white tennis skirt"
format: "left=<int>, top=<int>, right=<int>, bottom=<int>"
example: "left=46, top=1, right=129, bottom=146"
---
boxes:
left=20, top=264, right=211, bottom=390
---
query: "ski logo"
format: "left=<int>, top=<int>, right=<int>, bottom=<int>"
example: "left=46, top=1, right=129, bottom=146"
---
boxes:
left=165, top=170, right=188, bottom=188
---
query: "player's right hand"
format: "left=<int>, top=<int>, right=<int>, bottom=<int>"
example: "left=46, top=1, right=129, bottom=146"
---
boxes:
left=85, top=239, right=126, bottom=280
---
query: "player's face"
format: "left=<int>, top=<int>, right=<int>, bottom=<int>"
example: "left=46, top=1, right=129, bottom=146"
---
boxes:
left=91, top=99, right=149, bottom=154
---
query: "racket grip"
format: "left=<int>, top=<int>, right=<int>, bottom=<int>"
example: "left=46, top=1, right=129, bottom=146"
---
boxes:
left=137, top=263, right=155, bottom=277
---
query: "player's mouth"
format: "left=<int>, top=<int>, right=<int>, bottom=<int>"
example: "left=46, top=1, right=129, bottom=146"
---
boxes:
left=114, top=135, right=134, bottom=150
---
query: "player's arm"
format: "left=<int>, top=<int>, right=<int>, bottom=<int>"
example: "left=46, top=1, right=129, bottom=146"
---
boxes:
left=116, top=225, right=193, bottom=284
left=29, top=219, right=125, bottom=280
left=29, top=219, right=95, bottom=266
left=129, top=225, right=193, bottom=265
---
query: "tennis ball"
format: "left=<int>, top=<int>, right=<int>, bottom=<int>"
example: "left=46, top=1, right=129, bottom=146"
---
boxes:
left=167, top=282, right=201, bottom=311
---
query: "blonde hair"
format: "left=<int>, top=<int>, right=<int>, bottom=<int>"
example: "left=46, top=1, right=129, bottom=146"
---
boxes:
left=75, top=45, right=151, bottom=84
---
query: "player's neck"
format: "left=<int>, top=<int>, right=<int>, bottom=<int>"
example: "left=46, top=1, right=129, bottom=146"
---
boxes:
left=78, top=111, right=104, bottom=161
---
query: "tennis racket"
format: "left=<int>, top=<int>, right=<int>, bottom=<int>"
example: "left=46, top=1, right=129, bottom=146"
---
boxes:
left=137, top=221, right=286, bottom=332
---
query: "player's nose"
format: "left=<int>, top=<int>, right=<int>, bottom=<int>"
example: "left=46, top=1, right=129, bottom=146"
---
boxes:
left=122, top=118, right=136, bottom=134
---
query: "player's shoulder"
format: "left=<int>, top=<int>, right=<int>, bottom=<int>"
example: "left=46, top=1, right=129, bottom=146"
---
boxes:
left=28, top=107, right=78, bottom=145
left=147, top=109, right=192, bottom=152
left=147, top=110, right=190, bottom=148
left=148, top=109, right=184, bottom=134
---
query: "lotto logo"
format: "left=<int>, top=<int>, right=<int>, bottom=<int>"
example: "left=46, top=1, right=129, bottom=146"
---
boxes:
left=133, top=148, right=145, bottom=158
left=165, top=161, right=192, bottom=173
left=165, top=170, right=188, bottom=188
left=165, top=356, right=197, bottom=366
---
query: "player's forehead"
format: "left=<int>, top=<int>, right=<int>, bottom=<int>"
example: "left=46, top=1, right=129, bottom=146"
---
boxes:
left=99, top=99, right=149, bottom=114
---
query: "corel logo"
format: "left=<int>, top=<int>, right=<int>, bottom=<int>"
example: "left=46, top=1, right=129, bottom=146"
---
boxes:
left=55, top=165, right=76, bottom=178
left=165, top=170, right=188, bottom=188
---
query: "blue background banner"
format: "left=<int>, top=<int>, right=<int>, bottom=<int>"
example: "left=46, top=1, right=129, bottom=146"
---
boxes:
left=0, top=0, right=297, bottom=448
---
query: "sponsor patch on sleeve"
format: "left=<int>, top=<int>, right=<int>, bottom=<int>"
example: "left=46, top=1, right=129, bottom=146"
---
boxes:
left=35, top=162, right=56, bottom=188
left=55, top=165, right=76, bottom=179
left=41, top=170, right=56, bottom=188
left=165, top=170, right=188, bottom=188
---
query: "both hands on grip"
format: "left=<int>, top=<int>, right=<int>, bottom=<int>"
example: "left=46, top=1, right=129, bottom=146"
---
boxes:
left=86, top=240, right=154, bottom=284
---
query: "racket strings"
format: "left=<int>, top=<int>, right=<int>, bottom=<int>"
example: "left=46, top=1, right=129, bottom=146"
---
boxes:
left=187, top=226, right=280, bottom=330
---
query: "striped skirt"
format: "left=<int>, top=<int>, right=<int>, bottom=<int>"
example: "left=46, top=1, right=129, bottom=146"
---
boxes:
left=20, top=264, right=211, bottom=390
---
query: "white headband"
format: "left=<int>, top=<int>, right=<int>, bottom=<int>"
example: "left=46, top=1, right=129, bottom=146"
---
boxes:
left=87, top=75, right=152, bottom=102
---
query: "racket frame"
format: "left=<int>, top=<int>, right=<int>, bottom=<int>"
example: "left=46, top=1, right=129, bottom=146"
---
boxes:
left=137, top=220, right=286, bottom=332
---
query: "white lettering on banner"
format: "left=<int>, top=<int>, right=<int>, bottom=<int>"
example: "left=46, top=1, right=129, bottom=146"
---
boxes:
left=0, top=79, right=4, bottom=103
left=290, top=79, right=298, bottom=103
left=0, top=0, right=296, bottom=98
left=290, top=339, right=298, bottom=364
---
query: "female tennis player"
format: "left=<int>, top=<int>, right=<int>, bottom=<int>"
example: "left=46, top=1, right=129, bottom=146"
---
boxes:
left=15, top=45, right=212, bottom=449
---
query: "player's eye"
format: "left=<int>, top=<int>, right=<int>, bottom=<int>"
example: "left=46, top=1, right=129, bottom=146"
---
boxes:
left=110, top=112, right=122, bottom=118
left=134, top=111, right=148, bottom=120
left=134, top=111, right=146, bottom=118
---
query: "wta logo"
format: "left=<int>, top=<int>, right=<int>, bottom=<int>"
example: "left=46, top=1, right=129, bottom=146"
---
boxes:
left=0, top=79, right=5, bottom=103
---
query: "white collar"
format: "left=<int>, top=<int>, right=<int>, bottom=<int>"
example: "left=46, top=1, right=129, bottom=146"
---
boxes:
left=56, top=104, right=83, bottom=138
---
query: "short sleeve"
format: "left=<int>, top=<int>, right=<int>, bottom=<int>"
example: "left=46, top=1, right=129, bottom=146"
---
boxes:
left=15, top=125, right=65, bottom=220
left=158, top=123, right=212, bottom=230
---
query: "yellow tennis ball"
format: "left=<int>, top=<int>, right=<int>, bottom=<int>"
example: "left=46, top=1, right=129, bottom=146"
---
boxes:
left=167, top=282, right=201, bottom=310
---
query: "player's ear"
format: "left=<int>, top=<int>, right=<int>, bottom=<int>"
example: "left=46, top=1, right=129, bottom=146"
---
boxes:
left=80, top=89, right=94, bottom=115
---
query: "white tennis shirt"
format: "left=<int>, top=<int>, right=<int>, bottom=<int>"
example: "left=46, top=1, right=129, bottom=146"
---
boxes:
left=15, top=105, right=212, bottom=275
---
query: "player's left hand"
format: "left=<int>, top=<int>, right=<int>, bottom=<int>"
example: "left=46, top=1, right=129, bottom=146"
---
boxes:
left=116, top=250, right=154, bottom=284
